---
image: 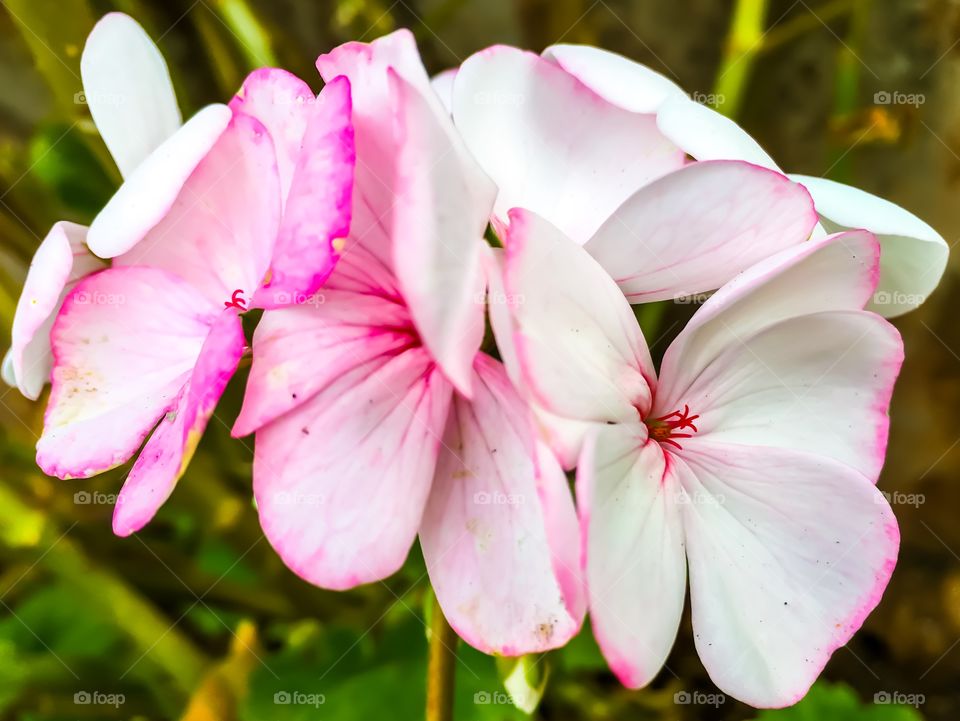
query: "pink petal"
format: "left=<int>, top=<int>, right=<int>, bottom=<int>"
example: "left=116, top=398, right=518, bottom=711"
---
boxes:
left=230, top=67, right=315, bottom=200
left=657, top=230, right=882, bottom=412
left=252, top=347, right=452, bottom=589
left=316, top=29, right=438, bottom=267
left=485, top=243, right=596, bottom=470
left=37, top=267, right=220, bottom=479
left=10, top=222, right=103, bottom=400
left=117, top=111, right=281, bottom=308
left=233, top=289, right=414, bottom=437
left=113, top=310, right=244, bottom=536
left=391, top=69, right=496, bottom=396
left=420, top=355, right=585, bottom=655
left=252, top=76, right=355, bottom=310
left=585, top=161, right=817, bottom=302
left=87, top=103, right=232, bottom=258
left=452, top=45, right=684, bottom=243
left=677, top=442, right=898, bottom=707
left=503, top=208, right=655, bottom=424
left=542, top=44, right=686, bottom=114
left=666, top=310, right=902, bottom=482
left=577, top=427, right=686, bottom=689
left=80, top=12, right=181, bottom=177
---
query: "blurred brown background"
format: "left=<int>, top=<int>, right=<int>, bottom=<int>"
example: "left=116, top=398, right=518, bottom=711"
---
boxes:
left=0, top=0, right=958, bottom=719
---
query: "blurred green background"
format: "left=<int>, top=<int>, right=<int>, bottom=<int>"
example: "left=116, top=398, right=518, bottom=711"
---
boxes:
left=0, top=0, right=958, bottom=719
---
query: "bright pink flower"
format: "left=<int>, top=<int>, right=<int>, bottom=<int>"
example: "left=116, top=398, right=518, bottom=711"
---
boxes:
left=35, top=66, right=355, bottom=538
left=4, top=13, right=229, bottom=399
left=233, top=30, right=586, bottom=655
left=501, top=207, right=903, bottom=707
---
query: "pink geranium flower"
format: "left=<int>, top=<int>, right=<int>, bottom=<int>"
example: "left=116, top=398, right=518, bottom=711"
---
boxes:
left=232, top=30, right=586, bottom=655
left=501, top=207, right=903, bottom=707
left=34, top=64, right=355, bottom=537
left=4, top=13, right=230, bottom=399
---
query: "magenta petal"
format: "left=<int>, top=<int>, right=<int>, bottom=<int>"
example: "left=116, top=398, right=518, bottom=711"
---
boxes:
left=113, top=310, right=245, bottom=536
left=420, top=355, right=585, bottom=655
left=251, top=76, right=355, bottom=310
left=315, top=29, right=437, bottom=270
left=230, top=67, right=315, bottom=200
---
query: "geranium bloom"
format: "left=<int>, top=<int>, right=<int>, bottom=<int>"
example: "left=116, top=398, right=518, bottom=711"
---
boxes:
left=448, top=46, right=831, bottom=469
left=539, top=44, right=948, bottom=316
left=449, top=46, right=821, bottom=302
left=233, top=30, right=586, bottom=655
left=4, top=13, right=230, bottom=399
left=501, top=207, right=902, bottom=707
left=34, top=61, right=354, bottom=537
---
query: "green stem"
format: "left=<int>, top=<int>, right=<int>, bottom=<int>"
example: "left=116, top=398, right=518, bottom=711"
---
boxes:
left=426, top=593, right=458, bottom=721
left=713, top=0, right=771, bottom=118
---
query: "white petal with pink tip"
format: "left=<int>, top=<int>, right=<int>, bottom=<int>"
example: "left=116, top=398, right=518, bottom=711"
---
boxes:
left=420, top=356, right=585, bottom=655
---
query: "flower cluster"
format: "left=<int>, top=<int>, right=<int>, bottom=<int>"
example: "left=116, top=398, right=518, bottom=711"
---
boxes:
left=3, top=14, right=948, bottom=709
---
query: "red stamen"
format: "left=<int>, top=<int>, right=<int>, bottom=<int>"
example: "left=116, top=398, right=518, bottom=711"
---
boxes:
left=646, top=404, right=700, bottom=450
left=224, top=289, right=247, bottom=310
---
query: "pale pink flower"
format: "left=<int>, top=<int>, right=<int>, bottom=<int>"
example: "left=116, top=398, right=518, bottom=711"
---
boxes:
left=448, top=46, right=833, bottom=470
left=501, top=207, right=902, bottom=707
left=540, top=44, right=948, bottom=316
left=448, top=45, right=820, bottom=302
left=233, top=30, right=586, bottom=655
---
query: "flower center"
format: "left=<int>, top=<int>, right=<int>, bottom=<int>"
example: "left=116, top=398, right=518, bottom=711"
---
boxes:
left=224, top=288, right=247, bottom=311
left=645, top=404, right=699, bottom=451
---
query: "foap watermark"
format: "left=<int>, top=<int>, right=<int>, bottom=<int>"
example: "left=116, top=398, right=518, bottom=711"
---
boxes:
left=272, top=491, right=325, bottom=507
left=874, top=91, right=925, bottom=108
left=690, top=91, right=726, bottom=107
left=674, top=291, right=712, bottom=304
left=877, top=490, right=925, bottom=508
left=273, top=691, right=326, bottom=707
left=872, top=290, right=925, bottom=308
left=874, top=691, right=925, bottom=708
left=674, top=690, right=726, bottom=708
left=74, top=290, right=125, bottom=306
left=474, top=690, right=535, bottom=706
left=673, top=490, right=725, bottom=507
left=74, top=490, right=119, bottom=506
left=74, top=90, right=126, bottom=107
left=477, top=290, right=525, bottom=307
left=473, top=491, right=524, bottom=506
left=272, top=290, right=327, bottom=307
left=472, top=91, right=525, bottom=107
left=74, top=691, right=125, bottom=708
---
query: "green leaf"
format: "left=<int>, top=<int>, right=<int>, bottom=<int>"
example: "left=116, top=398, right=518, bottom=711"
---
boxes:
left=752, top=682, right=926, bottom=721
